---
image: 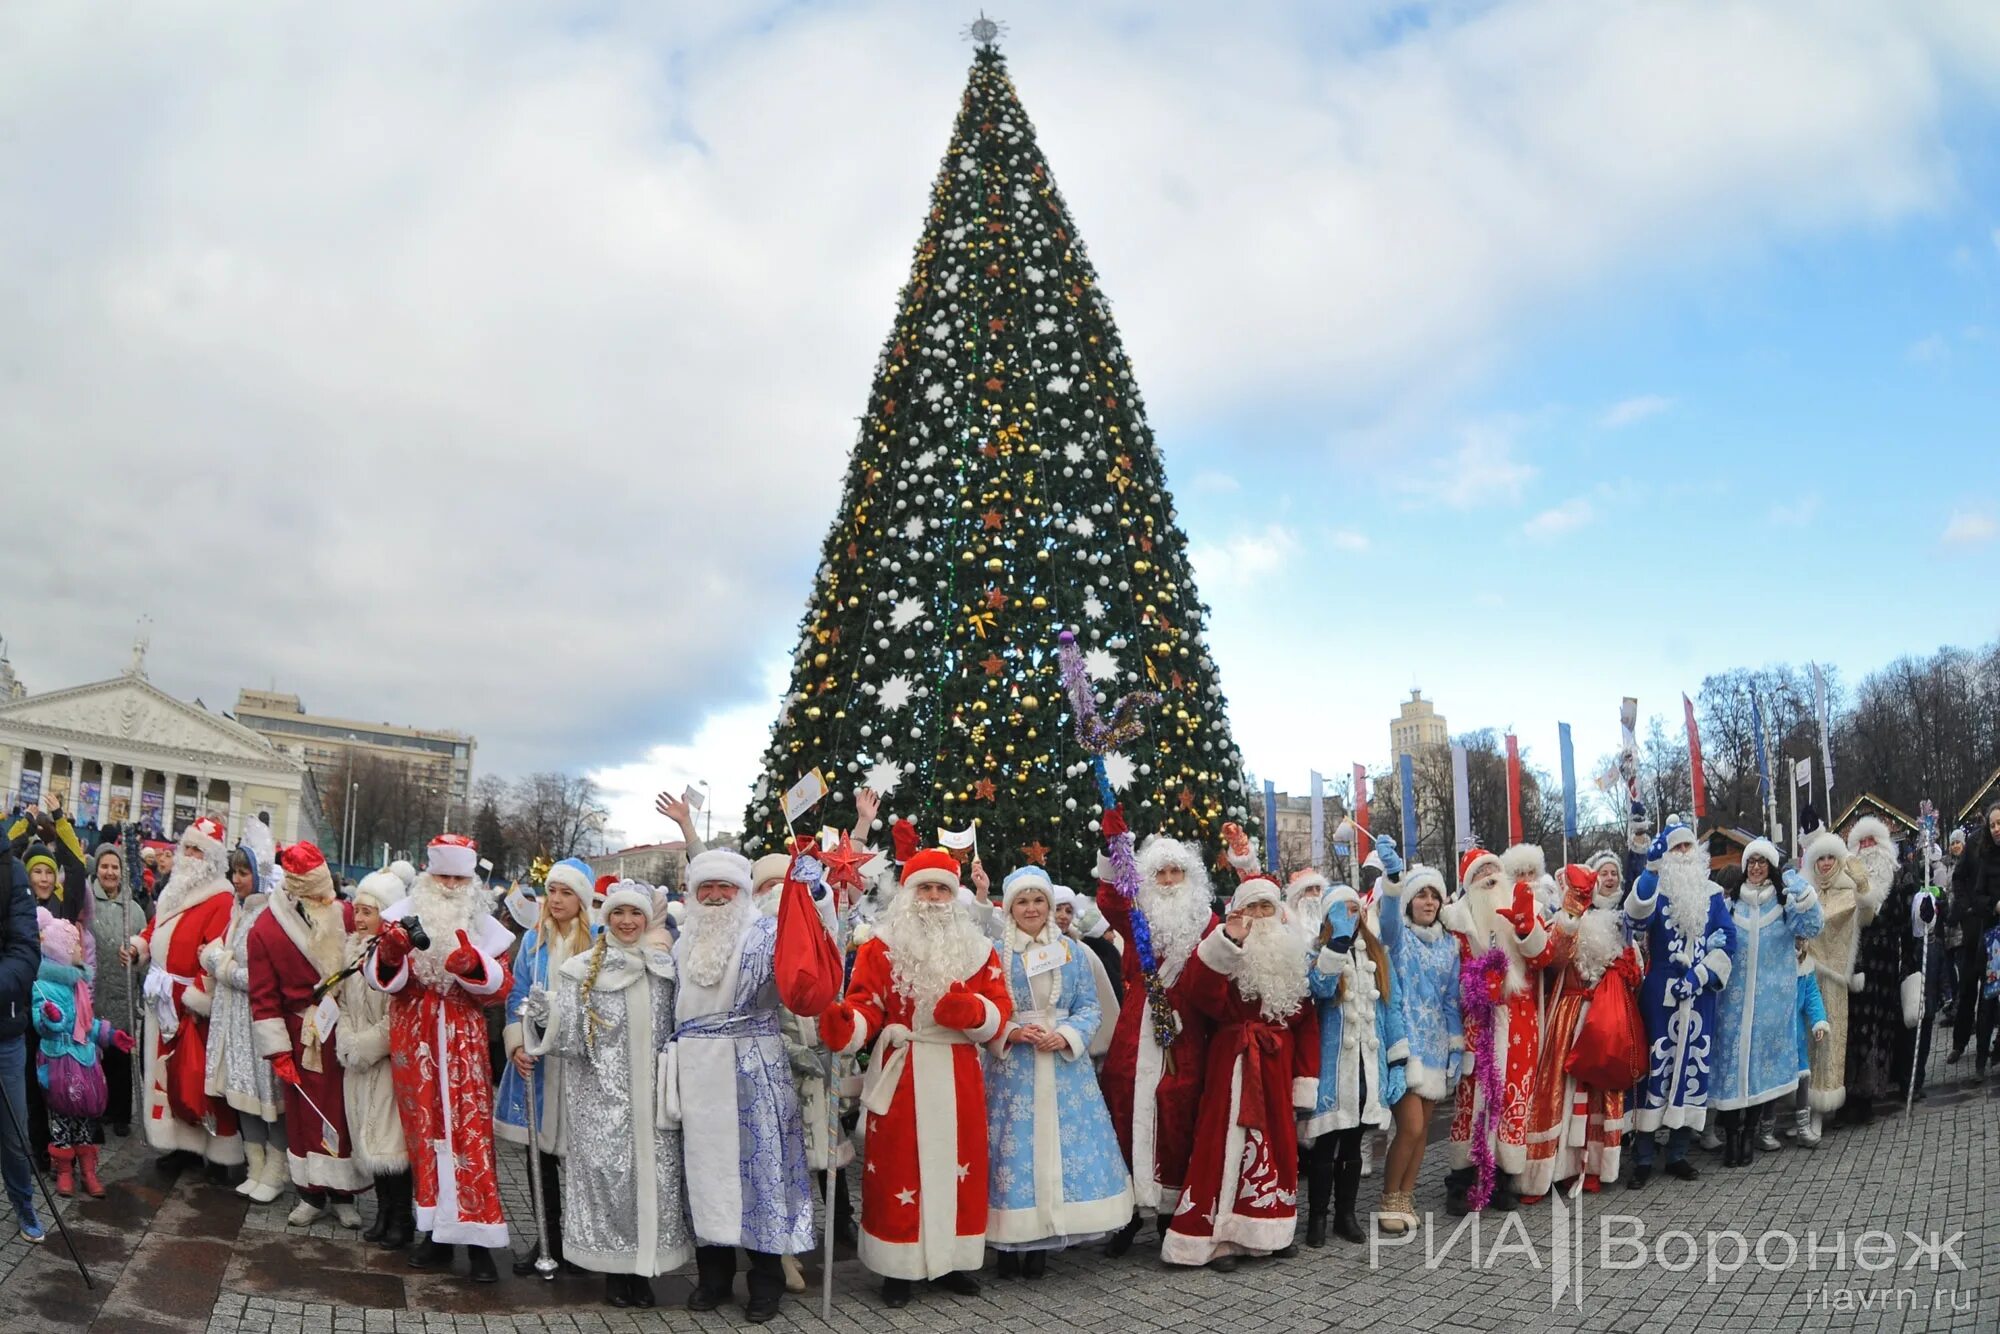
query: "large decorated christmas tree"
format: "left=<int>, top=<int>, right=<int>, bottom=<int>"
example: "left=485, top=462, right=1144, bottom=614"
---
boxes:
left=743, top=29, right=1256, bottom=882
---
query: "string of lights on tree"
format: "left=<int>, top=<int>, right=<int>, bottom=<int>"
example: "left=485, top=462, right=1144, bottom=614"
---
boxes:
left=743, top=29, right=1257, bottom=883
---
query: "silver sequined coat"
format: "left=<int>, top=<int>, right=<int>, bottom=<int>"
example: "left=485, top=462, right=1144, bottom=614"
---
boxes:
left=203, top=894, right=281, bottom=1121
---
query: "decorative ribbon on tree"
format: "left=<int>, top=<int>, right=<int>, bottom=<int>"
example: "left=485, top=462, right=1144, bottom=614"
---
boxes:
left=1459, top=945, right=1513, bottom=1211
left=1056, top=630, right=1175, bottom=1056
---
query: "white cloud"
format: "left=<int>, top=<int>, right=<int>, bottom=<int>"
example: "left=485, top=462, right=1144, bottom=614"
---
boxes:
left=1189, top=526, right=1301, bottom=589
left=1941, top=511, right=1997, bottom=549
left=1599, top=394, right=1673, bottom=428
left=1907, top=332, right=1949, bottom=362
left=0, top=0, right=1993, bottom=795
left=1992, top=226, right=2000, bottom=252
left=1328, top=529, right=1370, bottom=553
left=1423, top=420, right=1536, bottom=509
left=1522, top=497, right=1596, bottom=540
left=1773, top=492, right=1823, bottom=526
left=1190, top=470, right=1242, bottom=493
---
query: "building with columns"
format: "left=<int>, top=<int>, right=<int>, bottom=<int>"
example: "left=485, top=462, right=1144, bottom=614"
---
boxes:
left=0, top=662, right=323, bottom=845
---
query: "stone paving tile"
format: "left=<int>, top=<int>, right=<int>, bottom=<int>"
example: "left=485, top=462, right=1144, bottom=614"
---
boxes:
left=4, top=1044, right=1993, bottom=1332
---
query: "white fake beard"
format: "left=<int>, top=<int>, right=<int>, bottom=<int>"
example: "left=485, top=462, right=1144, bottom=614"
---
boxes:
left=289, top=893, right=349, bottom=975
left=878, top=896, right=992, bottom=1016
left=1138, top=878, right=1212, bottom=983
left=1288, top=894, right=1323, bottom=945
left=1571, top=907, right=1626, bottom=986
left=682, top=895, right=753, bottom=990
left=1657, top=853, right=1715, bottom=960
left=155, top=848, right=228, bottom=920
left=408, top=873, right=481, bottom=988
left=1855, top=842, right=1896, bottom=897
left=752, top=885, right=782, bottom=918
left=1236, top=918, right=1308, bottom=1023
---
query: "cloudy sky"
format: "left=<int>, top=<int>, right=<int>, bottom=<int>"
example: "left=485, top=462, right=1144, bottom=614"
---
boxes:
left=5, top=1, right=1997, bottom=845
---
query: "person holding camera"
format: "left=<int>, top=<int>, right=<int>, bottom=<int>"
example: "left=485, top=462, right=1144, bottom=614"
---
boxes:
left=365, top=834, right=513, bottom=1284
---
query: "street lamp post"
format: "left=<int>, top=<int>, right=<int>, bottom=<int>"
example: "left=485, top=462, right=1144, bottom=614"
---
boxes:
left=700, top=780, right=712, bottom=842
left=343, top=782, right=359, bottom=877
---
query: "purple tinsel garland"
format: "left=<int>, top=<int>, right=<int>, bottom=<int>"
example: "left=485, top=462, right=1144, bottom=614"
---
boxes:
left=1459, top=946, right=1512, bottom=1212
left=1056, top=632, right=1175, bottom=1049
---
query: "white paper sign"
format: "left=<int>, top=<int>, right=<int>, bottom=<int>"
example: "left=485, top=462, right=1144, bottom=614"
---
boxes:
left=783, top=769, right=828, bottom=824
left=505, top=886, right=540, bottom=930
left=1021, top=941, right=1065, bottom=978
left=683, top=784, right=705, bottom=811
left=937, top=823, right=978, bottom=851
left=313, top=994, right=340, bottom=1039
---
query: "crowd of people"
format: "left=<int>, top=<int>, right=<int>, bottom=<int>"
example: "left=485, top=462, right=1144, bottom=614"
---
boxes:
left=1, top=790, right=1996, bottom=1322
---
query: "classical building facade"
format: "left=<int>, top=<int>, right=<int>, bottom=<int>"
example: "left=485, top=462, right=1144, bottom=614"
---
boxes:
left=1391, top=689, right=1448, bottom=768
left=0, top=665, right=322, bottom=844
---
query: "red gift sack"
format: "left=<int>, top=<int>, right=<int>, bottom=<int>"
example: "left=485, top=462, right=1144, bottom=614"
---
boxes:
left=1565, top=957, right=1648, bottom=1091
left=774, top=852, right=844, bottom=1017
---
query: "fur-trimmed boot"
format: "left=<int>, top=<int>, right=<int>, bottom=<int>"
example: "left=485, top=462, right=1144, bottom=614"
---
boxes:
left=50, top=1146, right=75, bottom=1197
left=237, top=1142, right=266, bottom=1197
left=78, top=1144, right=106, bottom=1198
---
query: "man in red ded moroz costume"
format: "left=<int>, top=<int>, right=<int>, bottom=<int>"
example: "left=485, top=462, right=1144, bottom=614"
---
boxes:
left=1443, top=845, right=1559, bottom=1215
left=816, top=847, right=1012, bottom=1309
left=367, top=833, right=514, bottom=1284
left=1160, top=874, right=1319, bottom=1270
left=1094, top=820, right=1227, bottom=1254
left=122, top=814, right=243, bottom=1167
left=249, top=842, right=369, bottom=1225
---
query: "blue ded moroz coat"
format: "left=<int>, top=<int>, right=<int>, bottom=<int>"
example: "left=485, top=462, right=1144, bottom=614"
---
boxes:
left=1711, top=875, right=1822, bottom=1111
left=1627, top=867, right=1739, bottom=1132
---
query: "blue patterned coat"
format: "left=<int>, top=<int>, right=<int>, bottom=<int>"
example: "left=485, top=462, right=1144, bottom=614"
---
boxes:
left=1795, top=959, right=1829, bottom=1076
left=1711, top=880, right=1822, bottom=1110
left=496, top=925, right=595, bottom=1152
left=1302, top=940, right=1407, bottom=1137
left=1627, top=870, right=1738, bottom=1131
left=1378, top=880, right=1463, bottom=1102
left=983, top=932, right=1134, bottom=1248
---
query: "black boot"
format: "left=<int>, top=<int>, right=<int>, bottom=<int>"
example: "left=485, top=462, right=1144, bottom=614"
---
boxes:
left=995, top=1250, right=1019, bottom=1278
left=934, top=1270, right=980, bottom=1296
left=744, top=1251, right=783, bottom=1323
left=1105, top=1214, right=1144, bottom=1258
left=1021, top=1251, right=1047, bottom=1280
left=833, top=1171, right=859, bottom=1250
left=1444, top=1166, right=1474, bottom=1216
left=407, top=1236, right=453, bottom=1270
left=881, top=1278, right=911, bottom=1309
left=381, top=1174, right=415, bottom=1250
left=687, top=1244, right=735, bottom=1312
left=630, top=1274, right=656, bottom=1309
left=1304, top=1136, right=1334, bottom=1248
left=466, top=1247, right=498, bottom=1284
left=606, top=1274, right=632, bottom=1308
left=1332, top=1140, right=1366, bottom=1244
left=361, top=1180, right=390, bottom=1243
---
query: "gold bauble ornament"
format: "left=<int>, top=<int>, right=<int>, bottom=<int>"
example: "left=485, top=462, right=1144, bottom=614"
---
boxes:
left=813, top=652, right=828, bottom=667
left=1030, top=595, right=1047, bottom=610
left=1021, top=694, right=1039, bottom=710
left=985, top=557, right=1004, bottom=573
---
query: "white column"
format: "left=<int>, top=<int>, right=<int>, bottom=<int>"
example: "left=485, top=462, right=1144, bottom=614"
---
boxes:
left=283, top=791, right=301, bottom=844
left=225, top=781, right=243, bottom=842
left=162, top=769, right=179, bottom=835
left=3, top=745, right=20, bottom=806
left=38, top=750, right=54, bottom=805
left=93, top=758, right=113, bottom=826
left=128, top=765, right=146, bottom=831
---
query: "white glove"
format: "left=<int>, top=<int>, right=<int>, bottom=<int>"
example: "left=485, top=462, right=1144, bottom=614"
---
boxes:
left=1848, top=971, right=1866, bottom=994
left=521, top=985, right=552, bottom=1027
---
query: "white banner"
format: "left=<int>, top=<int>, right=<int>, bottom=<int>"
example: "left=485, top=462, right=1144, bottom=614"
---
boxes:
left=783, top=769, right=828, bottom=825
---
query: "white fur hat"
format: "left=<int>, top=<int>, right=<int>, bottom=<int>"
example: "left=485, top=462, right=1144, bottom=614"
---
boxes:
left=1399, top=863, right=1447, bottom=909
left=601, top=879, right=661, bottom=923
left=1500, top=844, right=1546, bottom=882
left=751, top=853, right=791, bottom=891
left=389, top=859, right=418, bottom=888
left=685, top=848, right=753, bottom=895
left=1228, top=875, right=1283, bottom=916
left=1741, top=838, right=1784, bottom=875
left=354, top=869, right=403, bottom=914
left=1803, top=829, right=1847, bottom=870
left=1845, top=815, right=1893, bottom=854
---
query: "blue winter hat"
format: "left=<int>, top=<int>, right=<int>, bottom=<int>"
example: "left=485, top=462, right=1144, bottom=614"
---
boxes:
left=544, top=857, right=596, bottom=902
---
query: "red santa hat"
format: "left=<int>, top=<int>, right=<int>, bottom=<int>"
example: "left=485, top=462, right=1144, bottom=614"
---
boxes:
left=900, top=847, right=962, bottom=893
left=425, top=832, right=478, bottom=879
left=279, top=841, right=335, bottom=903
left=181, top=814, right=227, bottom=858
left=1458, top=846, right=1502, bottom=888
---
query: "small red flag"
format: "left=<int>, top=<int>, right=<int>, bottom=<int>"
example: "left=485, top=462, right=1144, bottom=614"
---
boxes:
left=1684, top=694, right=1708, bottom=819
left=1352, top=763, right=1370, bottom=837
left=1504, top=734, right=1523, bottom=845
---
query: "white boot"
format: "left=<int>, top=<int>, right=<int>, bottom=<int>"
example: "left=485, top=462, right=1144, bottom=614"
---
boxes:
left=1698, top=1127, right=1723, bottom=1152
left=1359, top=1136, right=1374, bottom=1178
left=333, top=1200, right=363, bottom=1229
left=246, top=1145, right=288, bottom=1204
left=780, top=1253, right=806, bottom=1293
left=236, top=1143, right=265, bottom=1197
left=286, top=1197, right=326, bottom=1227
left=1799, top=1110, right=1823, bottom=1148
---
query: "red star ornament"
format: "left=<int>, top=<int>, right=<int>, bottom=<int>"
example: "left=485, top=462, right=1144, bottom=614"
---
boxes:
left=1021, top=840, right=1050, bottom=866
left=973, top=778, right=998, bottom=801
left=821, top=833, right=868, bottom=895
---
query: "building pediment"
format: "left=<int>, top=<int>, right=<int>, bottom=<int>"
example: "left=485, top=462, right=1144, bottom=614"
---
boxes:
left=0, top=675, right=298, bottom=773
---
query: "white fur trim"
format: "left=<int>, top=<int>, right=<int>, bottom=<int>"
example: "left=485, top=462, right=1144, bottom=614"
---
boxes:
left=252, top=1016, right=291, bottom=1060
left=903, top=866, right=960, bottom=893
left=1845, top=815, right=1893, bottom=854
left=1196, top=925, right=1244, bottom=975
left=544, top=862, right=595, bottom=899
left=685, top=848, right=753, bottom=894
left=181, top=981, right=212, bottom=1017
left=426, top=843, right=476, bottom=878
left=1292, top=1076, right=1318, bottom=1108
left=1500, top=844, right=1545, bottom=882
left=1741, top=839, right=1783, bottom=876
left=1802, top=830, right=1846, bottom=870
left=353, top=870, right=402, bottom=912
left=965, top=996, right=1004, bottom=1046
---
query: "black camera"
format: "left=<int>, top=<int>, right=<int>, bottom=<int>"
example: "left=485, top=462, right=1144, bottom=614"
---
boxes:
left=396, top=916, right=432, bottom=951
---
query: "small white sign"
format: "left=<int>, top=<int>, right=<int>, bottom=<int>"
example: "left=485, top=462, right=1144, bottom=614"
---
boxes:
left=313, top=994, right=340, bottom=1039
left=1021, top=941, right=1065, bottom=978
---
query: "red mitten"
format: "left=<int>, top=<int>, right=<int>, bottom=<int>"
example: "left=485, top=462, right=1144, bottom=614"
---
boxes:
left=374, top=924, right=413, bottom=970
left=818, top=1001, right=857, bottom=1052
left=444, top=929, right=483, bottom=979
left=40, top=1000, right=61, bottom=1025
left=269, top=1052, right=301, bottom=1087
left=111, top=1029, right=136, bottom=1054
left=1499, top=882, right=1537, bottom=936
left=891, top=819, right=919, bottom=864
left=1561, top=864, right=1597, bottom=894
left=931, top=980, right=987, bottom=1031
left=1101, top=807, right=1128, bottom=840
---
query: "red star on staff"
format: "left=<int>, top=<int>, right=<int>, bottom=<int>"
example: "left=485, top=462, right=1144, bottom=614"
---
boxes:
left=980, top=653, right=1005, bottom=675
left=1020, top=840, right=1050, bottom=866
left=973, top=778, right=997, bottom=801
left=821, top=833, right=868, bottom=894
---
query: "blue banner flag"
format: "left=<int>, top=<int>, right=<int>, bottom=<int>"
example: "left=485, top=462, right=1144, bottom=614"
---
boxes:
left=1558, top=722, right=1579, bottom=840
left=1399, top=752, right=1418, bottom=861
left=1309, top=770, right=1326, bottom=872
left=1262, top=780, right=1279, bottom=873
